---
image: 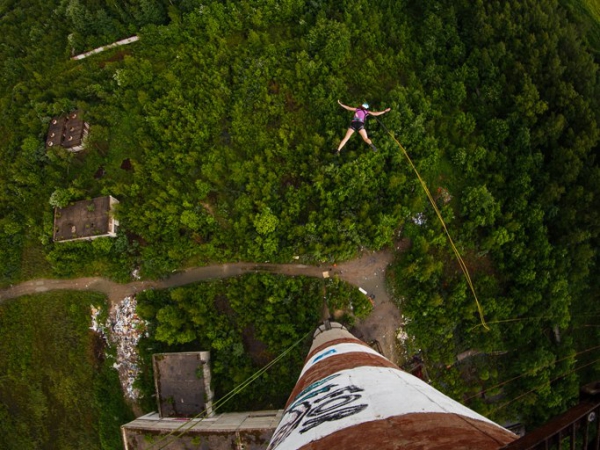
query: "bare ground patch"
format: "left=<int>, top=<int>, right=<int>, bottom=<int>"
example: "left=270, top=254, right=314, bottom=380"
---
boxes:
left=242, top=324, right=272, bottom=367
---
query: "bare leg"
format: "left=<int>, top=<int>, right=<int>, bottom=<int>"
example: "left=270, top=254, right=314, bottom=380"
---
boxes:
left=359, top=128, right=377, bottom=151
left=358, top=128, right=372, bottom=145
left=337, top=128, right=355, bottom=152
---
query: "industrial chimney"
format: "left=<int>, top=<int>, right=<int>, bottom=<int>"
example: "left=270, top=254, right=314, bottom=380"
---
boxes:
left=267, top=321, right=518, bottom=450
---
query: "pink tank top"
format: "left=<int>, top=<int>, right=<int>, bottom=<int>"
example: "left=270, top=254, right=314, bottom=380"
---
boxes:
left=353, top=108, right=368, bottom=122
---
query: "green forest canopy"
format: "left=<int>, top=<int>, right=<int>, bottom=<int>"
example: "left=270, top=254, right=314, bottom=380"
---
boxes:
left=0, top=0, right=599, bottom=431
left=134, top=274, right=372, bottom=413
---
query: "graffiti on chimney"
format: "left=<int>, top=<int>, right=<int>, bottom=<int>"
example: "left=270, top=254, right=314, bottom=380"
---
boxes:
left=268, top=374, right=368, bottom=449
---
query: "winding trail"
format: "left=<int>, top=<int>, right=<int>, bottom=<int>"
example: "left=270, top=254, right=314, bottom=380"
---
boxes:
left=0, top=249, right=403, bottom=362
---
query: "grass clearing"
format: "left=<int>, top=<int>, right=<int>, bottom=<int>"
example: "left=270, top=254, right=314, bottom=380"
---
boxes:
left=0, top=291, right=133, bottom=450
left=19, top=236, right=53, bottom=282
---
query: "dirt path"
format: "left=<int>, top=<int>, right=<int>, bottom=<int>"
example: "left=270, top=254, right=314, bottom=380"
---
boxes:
left=0, top=249, right=403, bottom=362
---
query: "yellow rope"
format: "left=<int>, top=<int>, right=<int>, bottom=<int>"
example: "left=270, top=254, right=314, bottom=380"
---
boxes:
left=376, top=118, right=489, bottom=330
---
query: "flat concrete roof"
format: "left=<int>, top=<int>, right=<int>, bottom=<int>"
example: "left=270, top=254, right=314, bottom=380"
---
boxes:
left=53, top=195, right=118, bottom=242
left=122, top=411, right=282, bottom=450
left=153, top=352, right=212, bottom=418
left=122, top=351, right=283, bottom=449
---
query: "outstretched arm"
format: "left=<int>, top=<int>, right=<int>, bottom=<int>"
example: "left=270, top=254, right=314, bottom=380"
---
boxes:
left=338, top=99, right=357, bottom=112
left=369, top=107, right=391, bottom=116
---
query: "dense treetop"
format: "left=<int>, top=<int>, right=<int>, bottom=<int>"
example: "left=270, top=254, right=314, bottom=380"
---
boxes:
left=0, top=0, right=598, bottom=430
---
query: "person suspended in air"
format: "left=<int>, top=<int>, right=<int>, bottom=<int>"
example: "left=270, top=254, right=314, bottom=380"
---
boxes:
left=335, top=100, right=391, bottom=155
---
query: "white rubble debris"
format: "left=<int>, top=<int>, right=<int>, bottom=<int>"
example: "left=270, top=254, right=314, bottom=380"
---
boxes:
left=90, top=305, right=107, bottom=342
left=396, top=327, right=409, bottom=344
left=411, top=212, right=426, bottom=225
left=90, top=296, right=147, bottom=400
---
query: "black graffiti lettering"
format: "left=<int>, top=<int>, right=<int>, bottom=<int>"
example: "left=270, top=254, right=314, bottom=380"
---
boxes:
left=268, top=381, right=368, bottom=449
left=287, top=374, right=341, bottom=410
left=314, top=385, right=364, bottom=403
left=309, top=393, right=363, bottom=415
left=299, top=385, right=367, bottom=433
left=289, top=385, right=336, bottom=410
left=267, top=401, right=310, bottom=450
left=300, top=404, right=369, bottom=433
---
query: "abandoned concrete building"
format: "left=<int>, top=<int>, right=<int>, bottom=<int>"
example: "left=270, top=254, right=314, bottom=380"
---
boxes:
left=53, top=195, right=119, bottom=242
left=121, top=351, right=282, bottom=450
left=46, top=110, right=89, bottom=152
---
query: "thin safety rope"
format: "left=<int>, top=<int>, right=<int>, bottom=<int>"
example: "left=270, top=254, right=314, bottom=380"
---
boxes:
left=464, top=343, right=600, bottom=402
left=490, top=356, right=600, bottom=414
left=375, top=117, right=489, bottom=330
left=146, top=328, right=312, bottom=449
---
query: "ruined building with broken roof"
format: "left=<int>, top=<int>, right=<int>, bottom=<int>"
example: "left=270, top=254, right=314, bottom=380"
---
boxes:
left=53, top=195, right=119, bottom=243
left=46, top=110, right=89, bottom=152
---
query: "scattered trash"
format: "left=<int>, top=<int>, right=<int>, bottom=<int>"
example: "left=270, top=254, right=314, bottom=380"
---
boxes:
left=90, top=305, right=111, bottom=348
left=397, top=328, right=409, bottom=343
left=411, top=213, right=426, bottom=225
left=322, top=271, right=330, bottom=279
left=435, top=187, right=452, bottom=205
left=367, top=296, right=375, bottom=307
left=359, top=287, right=368, bottom=295
left=90, top=297, right=147, bottom=400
